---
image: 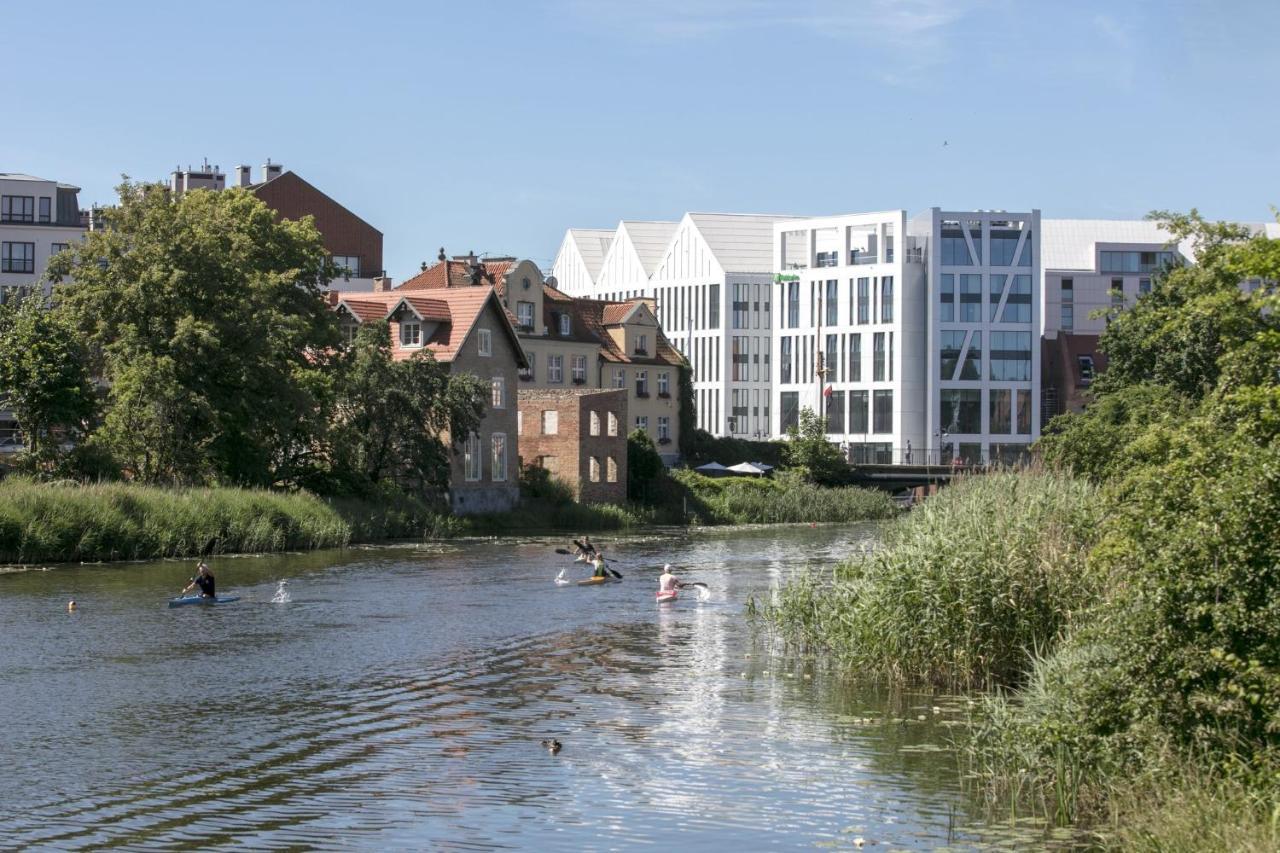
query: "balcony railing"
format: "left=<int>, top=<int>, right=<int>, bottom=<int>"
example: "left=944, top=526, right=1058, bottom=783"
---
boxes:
left=849, top=251, right=878, bottom=265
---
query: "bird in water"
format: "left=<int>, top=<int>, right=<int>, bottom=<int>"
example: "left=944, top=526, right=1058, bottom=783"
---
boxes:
left=540, top=739, right=562, bottom=755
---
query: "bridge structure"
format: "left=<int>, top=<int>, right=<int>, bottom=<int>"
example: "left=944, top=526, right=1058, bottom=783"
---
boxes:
left=847, top=463, right=966, bottom=494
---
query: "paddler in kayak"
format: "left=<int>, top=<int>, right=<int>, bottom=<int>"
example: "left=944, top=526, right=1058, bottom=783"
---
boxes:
left=658, top=564, right=681, bottom=595
left=575, top=536, right=597, bottom=562
left=181, top=561, right=216, bottom=599
left=591, top=550, right=609, bottom=579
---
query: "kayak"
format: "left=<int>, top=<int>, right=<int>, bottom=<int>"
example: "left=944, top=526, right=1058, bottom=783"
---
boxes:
left=168, top=595, right=240, bottom=608
left=576, top=576, right=620, bottom=586
left=656, top=589, right=679, bottom=603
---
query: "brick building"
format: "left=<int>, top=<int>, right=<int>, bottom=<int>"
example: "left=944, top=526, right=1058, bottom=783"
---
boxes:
left=518, top=389, right=628, bottom=505
left=168, top=160, right=384, bottom=292
left=332, top=286, right=527, bottom=514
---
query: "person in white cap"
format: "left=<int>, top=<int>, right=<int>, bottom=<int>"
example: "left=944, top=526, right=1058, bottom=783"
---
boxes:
left=658, top=564, right=681, bottom=594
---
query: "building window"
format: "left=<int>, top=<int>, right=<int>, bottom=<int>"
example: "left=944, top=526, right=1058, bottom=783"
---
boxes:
left=1017, top=389, right=1032, bottom=435
left=780, top=337, right=792, bottom=384
left=1, top=196, right=34, bottom=223
left=1061, top=305, right=1074, bottom=330
left=657, top=371, right=670, bottom=396
left=521, top=352, right=536, bottom=382
left=873, top=332, right=886, bottom=382
left=733, top=283, right=749, bottom=329
left=780, top=391, right=800, bottom=433
left=635, top=334, right=648, bottom=355
left=709, top=283, right=720, bottom=328
left=548, top=355, right=563, bottom=383
left=826, top=390, right=845, bottom=434
left=491, top=433, right=507, bottom=481
left=960, top=274, right=982, bottom=322
left=872, top=390, right=893, bottom=434
left=732, top=336, right=748, bottom=381
left=940, top=232, right=974, bottom=265
left=606, top=456, right=618, bottom=482
left=332, top=255, right=361, bottom=277
left=787, top=281, right=799, bottom=328
left=1101, top=250, right=1178, bottom=274
left=635, top=370, right=649, bottom=397
left=342, top=322, right=360, bottom=343
left=940, top=389, right=981, bottom=434
left=635, top=415, right=648, bottom=432
left=990, top=389, right=1012, bottom=433
left=856, top=277, right=870, bottom=324
left=999, top=275, right=1032, bottom=323
left=1078, top=355, right=1096, bottom=386
left=38, top=197, right=51, bottom=223
left=1061, top=277, right=1074, bottom=301
left=464, top=433, right=482, bottom=481
left=940, top=273, right=955, bottom=323
left=850, top=390, right=868, bottom=433
left=1, top=242, right=35, bottom=274
left=658, top=416, right=670, bottom=441
left=400, top=322, right=422, bottom=347
left=590, top=456, right=601, bottom=483
left=940, top=331, right=965, bottom=380
left=590, top=411, right=600, bottom=436
left=607, top=411, right=618, bottom=436
left=1139, top=277, right=1151, bottom=296
left=571, top=355, right=587, bottom=383
left=559, top=313, right=571, bottom=336
left=825, top=279, right=838, bottom=325
left=1111, top=278, right=1125, bottom=306
left=478, top=328, right=492, bottom=356
left=542, top=410, right=559, bottom=435
left=517, top=301, right=535, bottom=330
left=491, top=376, right=505, bottom=408
left=990, top=331, right=1032, bottom=381
left=613, top=366, right=625, bottom=389
left=880, top=276, right=894, bottom=322
left=960, top=331, right=982, bottom=380
left=849, top=334, right=861, bottom=381
left=824, top=334, right=837, bottom=383
left=517, top=411, right=523, bottom=434
left=50, top=242, right=69, bottom=256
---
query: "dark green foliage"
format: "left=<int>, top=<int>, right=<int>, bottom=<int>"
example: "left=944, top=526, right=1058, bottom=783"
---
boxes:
left=684, top=428, right=787, bottom=468
left=783, top=407, right=850, bottom=485
left=668, top=468, right=895, bottom=526
left=676, top=364, right=696, bottom=458
left=626, top=428, right=664, bottom=501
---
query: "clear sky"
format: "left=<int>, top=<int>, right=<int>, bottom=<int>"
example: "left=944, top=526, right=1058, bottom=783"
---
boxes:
left=6, top=0, right=1278, bottom=279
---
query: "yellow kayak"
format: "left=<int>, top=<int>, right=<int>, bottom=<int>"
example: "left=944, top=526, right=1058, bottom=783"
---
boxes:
left=577, top=576, right=621, bottom=586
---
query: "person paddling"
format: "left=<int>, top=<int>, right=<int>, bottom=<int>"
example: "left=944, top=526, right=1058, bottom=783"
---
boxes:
left=658, top=564, right=682, bottom=595
left=591, top=550, right=609, bottom=579
left=575, top=536, right=597, bottom=561
left=181, top=561, right=216, bottom=599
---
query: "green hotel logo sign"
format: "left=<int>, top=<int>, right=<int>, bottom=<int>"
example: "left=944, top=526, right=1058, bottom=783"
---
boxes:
left=774, top=273, right=800, bottom=283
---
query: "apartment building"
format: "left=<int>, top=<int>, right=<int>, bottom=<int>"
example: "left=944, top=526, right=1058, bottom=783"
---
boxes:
left=331, top=286, right=526, bottom=514
left=169, top=160, right=384, bottom=292
left=771, top=208, right=1042, bottom=466
left=0, top=173, right=88, bottom=300
left=552, top=212, right=791, bottom=438
left=400, top=253, right=686, bottom=465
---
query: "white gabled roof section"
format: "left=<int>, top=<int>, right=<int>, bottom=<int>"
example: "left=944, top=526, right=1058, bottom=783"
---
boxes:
left=620, top=220, right=679, bottom=275
left=552, top=227, right=615, bottom=296
left=688, top=213, right=796, bottom=274
left=597, top=220, right=676, bottom=293
left=569, top=228, right=614, bottom=278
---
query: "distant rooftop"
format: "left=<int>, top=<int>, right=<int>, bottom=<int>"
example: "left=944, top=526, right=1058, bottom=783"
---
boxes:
left=0, top=173, right=81, bottom=192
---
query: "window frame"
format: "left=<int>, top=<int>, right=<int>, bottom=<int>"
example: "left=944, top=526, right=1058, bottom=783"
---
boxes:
left=491, top=433, right=507, bottom=482
left=477, top=328, right=493, bottom=356
left=399, top=321, right=422, bottom=347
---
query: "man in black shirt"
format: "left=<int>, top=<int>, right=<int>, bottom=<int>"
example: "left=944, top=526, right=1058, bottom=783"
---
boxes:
left=182, top=562, right=216, bottom=599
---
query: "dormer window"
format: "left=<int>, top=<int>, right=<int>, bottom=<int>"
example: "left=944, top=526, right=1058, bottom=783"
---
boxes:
left=400, top=322, right=422, bottom=347
left=634, top=334, right=648, bottom=356
left=343, top=323, right=360, bottom=344
left=478, top=328, right=492, bottom=356
left=517, top=301, right=535, bottom=331
left=559, top=313, right=571, bottom=336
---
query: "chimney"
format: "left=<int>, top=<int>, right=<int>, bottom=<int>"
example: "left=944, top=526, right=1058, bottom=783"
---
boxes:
left=467, top=251, right=482, bottom=285
left=235, top=165, right=252, bottom=187
left=261, top=158, right=283, bottom=182
left=373, top=275, right=393, bottom=293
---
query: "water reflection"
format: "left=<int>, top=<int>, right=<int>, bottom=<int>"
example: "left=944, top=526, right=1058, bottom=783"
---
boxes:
left=0, top=525, right=1002, bottom=850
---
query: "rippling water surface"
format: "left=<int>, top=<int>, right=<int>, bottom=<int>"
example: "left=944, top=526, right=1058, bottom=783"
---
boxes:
left=0, top=525, right=989, bottom=850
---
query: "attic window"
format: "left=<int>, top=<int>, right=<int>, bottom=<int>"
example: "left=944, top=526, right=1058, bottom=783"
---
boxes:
left=400, top=322, right=422, bottom=347
left=478, top=328, right=492, bottom=357
left=559, top=313, right=571, bottom=336
left=635, top=334, right=649, bottom=356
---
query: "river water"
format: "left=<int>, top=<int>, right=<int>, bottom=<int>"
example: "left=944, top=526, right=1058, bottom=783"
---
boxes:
left=0, top=525, right=1006, bottom=850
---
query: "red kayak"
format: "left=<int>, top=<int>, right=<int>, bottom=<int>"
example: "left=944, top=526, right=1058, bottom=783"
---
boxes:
left=656, top=589, right=678, bottom=603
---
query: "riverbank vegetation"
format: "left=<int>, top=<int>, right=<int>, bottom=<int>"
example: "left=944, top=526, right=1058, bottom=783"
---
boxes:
left=757, top=211, right=1280, bottom=847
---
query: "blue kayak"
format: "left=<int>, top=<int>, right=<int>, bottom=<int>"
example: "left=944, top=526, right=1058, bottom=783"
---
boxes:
left=168, top=595, right=240, bottom=608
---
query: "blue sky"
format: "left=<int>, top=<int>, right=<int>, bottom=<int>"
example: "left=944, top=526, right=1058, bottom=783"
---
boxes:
left=6, top=0, right=1278, bottom=279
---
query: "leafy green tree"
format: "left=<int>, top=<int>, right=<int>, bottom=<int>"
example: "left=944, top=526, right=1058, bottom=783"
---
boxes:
left=327, top=321, right=485, bottom=498
left=627, top=428, right=663, bottom=501
left=49, top=180, right=340, bottom=486
left=784, top=407, right=848, bottom=485
left=0, top=296, right=96, bottom=463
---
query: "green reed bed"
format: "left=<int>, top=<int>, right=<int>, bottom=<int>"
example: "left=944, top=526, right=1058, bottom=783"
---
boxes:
left=670, top=469, right=897, bottom=525
left=461, top=499, right=657, bottom=534
left=754, top=470, right=1101, bottom=689
left=0, top=478, right=363, bottom=563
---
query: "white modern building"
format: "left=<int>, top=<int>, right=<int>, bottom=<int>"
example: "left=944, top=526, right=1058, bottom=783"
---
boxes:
left=552, top=212, right=792, bottom=437
left=771, top=208, right=1042, bottom=465
left=0, top=173, right=88, bottom=300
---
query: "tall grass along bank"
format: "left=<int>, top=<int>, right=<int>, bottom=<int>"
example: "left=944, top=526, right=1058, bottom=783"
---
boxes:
left=0, top=479, right=450, bottom=564
left=753, top=470, right=1101, bottom=688
left=669, top=469, right=897, bottom=525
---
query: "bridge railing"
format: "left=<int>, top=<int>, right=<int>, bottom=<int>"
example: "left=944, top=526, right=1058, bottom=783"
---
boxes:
left=839, top=445, right=1033, bottom=468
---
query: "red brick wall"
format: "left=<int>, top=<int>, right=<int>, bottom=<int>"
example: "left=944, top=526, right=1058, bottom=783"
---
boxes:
left=518, top=389, right=627, bottom=505
left=252, top=172, right=383, bottom=275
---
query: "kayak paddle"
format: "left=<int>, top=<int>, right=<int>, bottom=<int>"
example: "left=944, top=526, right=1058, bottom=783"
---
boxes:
left=555, top=547, right=624, bottom=579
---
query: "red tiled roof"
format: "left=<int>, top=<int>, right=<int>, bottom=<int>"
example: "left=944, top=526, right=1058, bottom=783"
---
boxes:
left=573, top=296, right=685, bottom=367
left=397, top=259, right=514, bottom=293
left=601, top=303, right=637, bottom=325
left=337, top=297, right=393, bottom=322
left=398, top=295, right=451, bottom=322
